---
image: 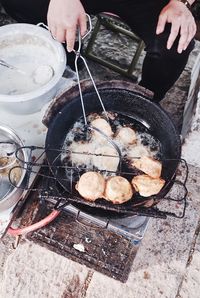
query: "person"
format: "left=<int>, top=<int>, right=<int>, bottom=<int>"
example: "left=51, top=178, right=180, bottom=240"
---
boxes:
left=1, top=0, right=197, bottom=101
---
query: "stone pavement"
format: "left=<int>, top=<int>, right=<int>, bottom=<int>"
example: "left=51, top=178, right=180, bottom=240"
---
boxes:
left=0, top=8, right=200, bottom=298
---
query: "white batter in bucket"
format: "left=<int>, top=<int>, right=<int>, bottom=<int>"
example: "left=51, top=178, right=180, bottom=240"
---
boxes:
left=0, top=38, right=56, bottom=95
left=0, top=23, right=66, bottom=114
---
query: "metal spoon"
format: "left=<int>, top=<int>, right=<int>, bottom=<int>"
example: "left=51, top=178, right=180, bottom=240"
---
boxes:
left=0, top=59, right=27, bottom=74
left=0, top=59, right=54, bottom=85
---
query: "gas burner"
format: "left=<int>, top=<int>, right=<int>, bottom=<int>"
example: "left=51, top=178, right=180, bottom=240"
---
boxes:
left=43, top=196, right=149, bottom=244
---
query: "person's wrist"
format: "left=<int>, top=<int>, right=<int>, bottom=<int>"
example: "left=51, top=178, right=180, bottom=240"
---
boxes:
left=170, top=0, right=192, bottom=10
left=179, top=0, right=192, bottom=10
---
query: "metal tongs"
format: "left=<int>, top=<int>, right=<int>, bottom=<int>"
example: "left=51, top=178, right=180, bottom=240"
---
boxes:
left=73, top=15, right=122, bottom=160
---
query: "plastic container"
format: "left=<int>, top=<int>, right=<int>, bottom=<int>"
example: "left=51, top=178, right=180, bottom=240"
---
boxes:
left=0, top=23, right=66, bottom=114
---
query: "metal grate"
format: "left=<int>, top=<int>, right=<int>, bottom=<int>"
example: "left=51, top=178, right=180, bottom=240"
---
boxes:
left=25, top=200, right=138, bottom=282
left=9, top=145, right=188, bottom=219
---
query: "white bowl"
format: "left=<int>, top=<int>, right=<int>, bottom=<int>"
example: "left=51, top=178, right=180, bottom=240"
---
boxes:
left=0, top=23, right=66, bottom=114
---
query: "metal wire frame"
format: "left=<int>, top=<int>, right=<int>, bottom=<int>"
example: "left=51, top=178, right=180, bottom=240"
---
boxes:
left=5, top=144, right=189, bottom=219
left=84, top=13, right=145, bottom=79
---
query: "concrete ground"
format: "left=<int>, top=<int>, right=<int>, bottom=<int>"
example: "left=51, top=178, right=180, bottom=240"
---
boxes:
left=0, top=8, right=200, bottom=298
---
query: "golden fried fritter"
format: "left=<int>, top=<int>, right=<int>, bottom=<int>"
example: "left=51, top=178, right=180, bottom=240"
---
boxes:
left=105, top=176, right=133, bottom=204
left=131, top=174, right=165, bottom=197
left=76, top=171, right=105, bottom=201
left=116, top=127, right=137, bottom=145
left=132, top=156, right=162, bottom=178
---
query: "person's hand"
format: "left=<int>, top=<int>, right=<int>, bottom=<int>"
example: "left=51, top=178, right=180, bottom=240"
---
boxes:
left=47, top=0, right=87, bottom=52
left=156, top=0, right=196, bottom=53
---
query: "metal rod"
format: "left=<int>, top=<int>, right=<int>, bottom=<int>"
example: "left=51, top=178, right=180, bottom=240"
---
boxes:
left=79, top=55, right=109, bottom=121
left=74, top=53, right=87, bottom=125
left=0, top=59, right=26, bottom=74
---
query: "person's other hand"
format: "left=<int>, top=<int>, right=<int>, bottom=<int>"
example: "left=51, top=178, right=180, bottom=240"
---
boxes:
left=156, top=0, right=196, bottom=53
left=47, top=0, right=87, bottom=52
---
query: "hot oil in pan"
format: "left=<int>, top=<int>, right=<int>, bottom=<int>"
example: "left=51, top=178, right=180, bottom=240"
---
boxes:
left=60, top=111, right=162, bottom=195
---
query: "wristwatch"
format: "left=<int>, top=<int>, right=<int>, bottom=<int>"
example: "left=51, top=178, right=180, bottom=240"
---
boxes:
left=178, top=0, right=192, bottom=10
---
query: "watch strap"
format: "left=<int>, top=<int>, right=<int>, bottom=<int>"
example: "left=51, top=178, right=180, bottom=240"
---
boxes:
left=178, top=0, right=192, bottom=10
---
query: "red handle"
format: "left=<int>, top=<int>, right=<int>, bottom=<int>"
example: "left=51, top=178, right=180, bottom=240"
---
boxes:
left=7, top=209, right=60, bottom=236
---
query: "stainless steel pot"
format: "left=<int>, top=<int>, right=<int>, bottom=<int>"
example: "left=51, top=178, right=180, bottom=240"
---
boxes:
left=0, top=124, right=28, bottom=211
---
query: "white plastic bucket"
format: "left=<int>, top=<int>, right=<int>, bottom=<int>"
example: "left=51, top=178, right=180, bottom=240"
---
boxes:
left=0, top=23, right=66, bottom=114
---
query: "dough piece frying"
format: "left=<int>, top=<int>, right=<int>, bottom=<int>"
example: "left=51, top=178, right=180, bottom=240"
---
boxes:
left=91, top=118, right=113, bottom=142
left=132, top=156, right=162, bottom=178
left=116, top=127, right=137, bottom=145
left=105, top=176, right=133, bottom=204
left=131, top=174, right=165, bottom=197
left=69, top=142, right=94, bottom=166
left=127, top=144, right=150, bottom=159
left=75, top=171, right=105, bottom=201
left=93, top=145, right=119, bottom=172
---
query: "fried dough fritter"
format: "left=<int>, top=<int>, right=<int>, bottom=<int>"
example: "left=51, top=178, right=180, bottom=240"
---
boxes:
left=104, top=176, right=133, bottom=204
left=131, top=174, right=165, bottom=197
left=132, top=156, right=162, bottom=178
left=75, top=171, right=105, bottom=201
left=91, top=118, right=113, bottom=141
left=116, top=127, right=137, bottom=145
left=93, top=145, right=119, bottom=172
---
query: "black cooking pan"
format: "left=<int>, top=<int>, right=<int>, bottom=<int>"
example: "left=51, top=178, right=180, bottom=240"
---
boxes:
left=44, top=81, right=181, bottom=216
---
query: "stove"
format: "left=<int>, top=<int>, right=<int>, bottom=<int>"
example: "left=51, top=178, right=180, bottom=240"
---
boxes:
left=0, top=77, right=188, bottom=235
left=22, top=193, right=144, bottom=282
left=47, top=201, right=149, bottom=245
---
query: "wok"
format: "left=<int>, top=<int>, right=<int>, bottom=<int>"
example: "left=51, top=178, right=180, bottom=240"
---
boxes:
left=44, top=81, right=181, bottom=217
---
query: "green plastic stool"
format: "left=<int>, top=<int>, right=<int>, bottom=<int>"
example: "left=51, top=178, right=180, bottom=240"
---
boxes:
left=84, top=13, right=145, bottom=80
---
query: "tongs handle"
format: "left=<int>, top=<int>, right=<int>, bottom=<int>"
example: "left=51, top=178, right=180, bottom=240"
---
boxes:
left=73, top=14, right=109, bottom=126
left=77, top=13, right=92, bottom=50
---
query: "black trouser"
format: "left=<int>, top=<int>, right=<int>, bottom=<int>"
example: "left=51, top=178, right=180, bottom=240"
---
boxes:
left=1, top=0, right=194, bottom=101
